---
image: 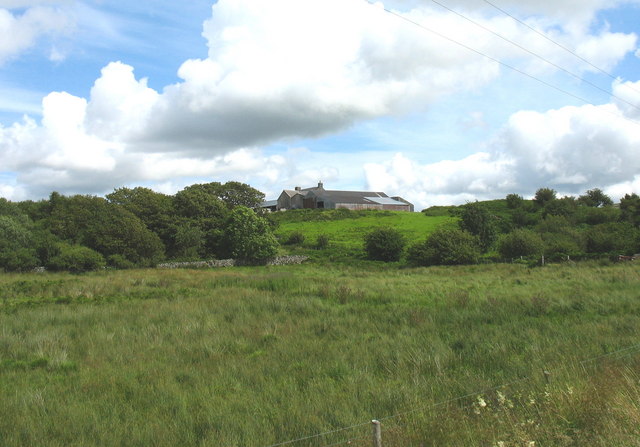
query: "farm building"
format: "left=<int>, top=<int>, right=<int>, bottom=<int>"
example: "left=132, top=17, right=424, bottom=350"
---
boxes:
left=264, top=182, right=414, bottom=212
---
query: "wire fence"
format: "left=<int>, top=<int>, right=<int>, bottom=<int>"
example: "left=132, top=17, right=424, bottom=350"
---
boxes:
left=260, top=341, right=640, bottom=447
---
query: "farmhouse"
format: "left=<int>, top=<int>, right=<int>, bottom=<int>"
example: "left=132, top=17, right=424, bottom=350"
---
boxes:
left=265, top=182, right=414, bottom=212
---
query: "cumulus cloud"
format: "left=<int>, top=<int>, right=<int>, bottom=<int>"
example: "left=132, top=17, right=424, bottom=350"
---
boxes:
left=365, top=86, right=640, bottom=210
left=0, top=0, right=639, bottom=199
left=0, top=4, right=73, bottom=64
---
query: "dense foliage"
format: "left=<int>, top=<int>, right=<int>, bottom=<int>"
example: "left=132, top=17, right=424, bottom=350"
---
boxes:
left=408, top=227, right=480, bottom=266
left=0, top=182, right=273, bottom=272
left=422, top=187, right=640, bottom=263
left=364, top=226, right=406, bottom=261
left=2, top=183, right=640, bottom=271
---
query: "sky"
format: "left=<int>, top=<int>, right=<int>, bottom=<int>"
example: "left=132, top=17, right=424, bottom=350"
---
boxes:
left=1, top=0, right=640, bottom=210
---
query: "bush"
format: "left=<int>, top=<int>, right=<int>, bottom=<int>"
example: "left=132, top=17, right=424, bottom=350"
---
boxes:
left=0, top=248, right=39, bottom=272
left=225, top=206, right=279, bottom=264
left=408, top=228, right=480, bottom=266
left=315, top=234, right=329, bottom=250
left=284, top=231, right=305, bottom=245
left=47, top=244, right=106, bottom=273
left=497, top=229, right=544, bottom=259
left=364, top=227, right=405, bottom=262
left=505, top=194, right=524, bottom=209
left=107, top=254, right=136, bottom=269
left=459, top=202, right=497, bottom=252
left=584, top=222, right=639, bottom=254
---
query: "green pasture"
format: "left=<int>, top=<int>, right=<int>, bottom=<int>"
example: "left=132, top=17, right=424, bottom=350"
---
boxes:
left=1, top=262, right=640, bottom=446
left=271, top=209, right=454, bottom=259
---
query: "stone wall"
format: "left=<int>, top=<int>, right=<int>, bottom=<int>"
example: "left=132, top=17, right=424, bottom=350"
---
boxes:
left=157, top=255, right=309, bottom=269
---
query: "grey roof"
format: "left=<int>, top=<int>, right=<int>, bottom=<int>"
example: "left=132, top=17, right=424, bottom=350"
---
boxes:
left=261, top=200, right=278, bottom=207
left=364, top=197, right=407, bottom=206
left=312, top=190, right=391, bottom=204
left=281, top=189, right=304, bottom=198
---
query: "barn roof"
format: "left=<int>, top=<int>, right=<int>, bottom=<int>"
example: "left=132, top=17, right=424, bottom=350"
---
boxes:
left=310, top=190, right=392, bottom=204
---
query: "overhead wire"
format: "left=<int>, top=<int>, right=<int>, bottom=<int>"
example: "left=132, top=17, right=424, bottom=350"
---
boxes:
left=362, top=0, right=640, bottom=128
left=429, top=0, right=640, bottom=114
left=480, top=0, right=640, bottom=96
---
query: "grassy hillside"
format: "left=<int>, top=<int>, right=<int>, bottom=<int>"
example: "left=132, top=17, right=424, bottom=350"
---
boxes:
left=2, top=262, right=640, bottom=446
left=270, top=209, right=455, bottom=260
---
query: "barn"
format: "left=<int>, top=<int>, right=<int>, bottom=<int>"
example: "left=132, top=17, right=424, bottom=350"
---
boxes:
left=269, top=182, right=414, bottom=212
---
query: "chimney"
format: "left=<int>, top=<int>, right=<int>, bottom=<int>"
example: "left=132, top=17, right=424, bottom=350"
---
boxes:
left=295, top=186, right=301, bottom=191
left=318, top=181, right=324, bottom=189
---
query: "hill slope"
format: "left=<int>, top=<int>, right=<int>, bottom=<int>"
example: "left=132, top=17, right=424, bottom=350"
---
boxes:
left=269, top=209, right=455, bottom=260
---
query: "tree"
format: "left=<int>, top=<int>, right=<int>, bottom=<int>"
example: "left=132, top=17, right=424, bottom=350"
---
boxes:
left=534, top=188, right=557, bottom=206
left=363, top=227, right=405, bottom=262
left=458, top=202, right=497, bottom=252
left=0, top=215, right=39, bottom=271
left=172, top=223, right=205, bottom=259
left=408, top=227, right=480, bottom=266
left=505, top=193, right=524, bottom=209
left=584, top=222, right=639, bottom=255
left=46, top=194, right=165, bottom=266
left=620, top=193, right=640, bottom=227
left=497, top=229, right=544, bottom=259
left=224, top=206, right=278, bottom=263
left=543, top=196, right=577, bottom=219
left=47, top=244, right=106, bottom=273
left=214, top=181, right=265, bottom=209
left=577, top=188, right=613, bottom=208
left=106, top=187, right=174, bottom=246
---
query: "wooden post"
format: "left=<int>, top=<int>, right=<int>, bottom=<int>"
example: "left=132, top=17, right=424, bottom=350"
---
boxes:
left=372, top=420, right=382, bottom=447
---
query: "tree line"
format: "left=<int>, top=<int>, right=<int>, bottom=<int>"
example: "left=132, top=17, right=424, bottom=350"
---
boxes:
left=0, top=182, right=278, bottom=272
left=365, top=188, right=640, bottom=265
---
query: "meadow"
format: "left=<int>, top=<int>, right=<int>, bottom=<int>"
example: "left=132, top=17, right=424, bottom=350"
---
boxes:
left=2, top=261, right=640, bottom=446
left=271, top=209, right=454, bottom=260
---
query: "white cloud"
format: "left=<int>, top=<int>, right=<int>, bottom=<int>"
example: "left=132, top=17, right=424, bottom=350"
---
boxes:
left=365, top=89, right=640, bottom=210
left=0, top=5, right=73, bottom=64
left=0, top=0, right=639, bottom=200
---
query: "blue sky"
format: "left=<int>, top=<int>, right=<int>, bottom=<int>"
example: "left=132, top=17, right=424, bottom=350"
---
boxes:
left=1, top=0, right=640, bottom=209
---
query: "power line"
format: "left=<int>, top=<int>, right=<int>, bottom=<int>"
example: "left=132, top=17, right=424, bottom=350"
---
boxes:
left=480, top=0, right=640, bottom=96
left=429, top=0, right=640, bottom=114
left=362, top=0, right=640, bottom=129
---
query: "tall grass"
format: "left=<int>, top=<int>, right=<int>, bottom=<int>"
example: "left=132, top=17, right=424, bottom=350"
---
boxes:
left=1, top=262, right=640, bottom=446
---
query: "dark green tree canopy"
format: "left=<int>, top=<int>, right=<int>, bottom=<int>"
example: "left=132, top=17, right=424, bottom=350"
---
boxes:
left=224, top=206, right=278, bottom=263
left=497, top=229, right=544, bottom=259
left=534, top=188, right=557, bottom=206
left=577, top=188, right=613, bottom=208
left=458, top=202, right=497, bottom=252
left=620, top=193, right=640, bottom=227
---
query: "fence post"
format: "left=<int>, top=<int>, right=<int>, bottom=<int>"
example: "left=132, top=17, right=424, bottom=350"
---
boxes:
left=372, top=420, right=382, bottom=447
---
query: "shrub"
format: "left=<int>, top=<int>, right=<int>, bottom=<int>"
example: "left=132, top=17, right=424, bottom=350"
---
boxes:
left=225, top=206, right=279, bottom=264
left=534, top=187, right=557, bottom=206
left=284, top=231, right=305, bottom=245
left=584, top=222, right=639, bottom=254
left=315, top=234, right=329, bottom=250
left=497, top=229, right=544, bottom=259
left=107, top=254, right=136, bottom=270
left=408, top=227, right=480, bottom=266
left=0, top=248, right=39, bottom=272
left=505, top=193, right=524, bottom=209
left=47, top=244, right=106, bottom=273
left=364, top=227, right=405, bottom=262
left=459, top=202, right=497, bottom=252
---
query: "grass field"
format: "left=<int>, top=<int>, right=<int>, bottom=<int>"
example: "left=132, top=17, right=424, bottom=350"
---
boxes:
left=271, top=209, right=454, bottom=260
left=2, top=261, right=640, bottom=446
